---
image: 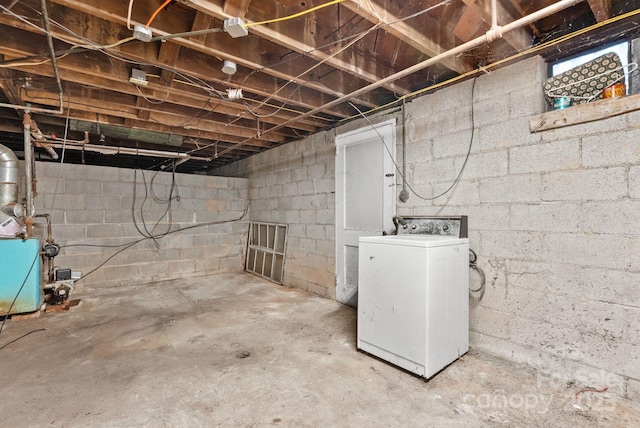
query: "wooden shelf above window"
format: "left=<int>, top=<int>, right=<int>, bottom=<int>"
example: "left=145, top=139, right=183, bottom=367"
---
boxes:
left=530, top=93, right=640, bottom=132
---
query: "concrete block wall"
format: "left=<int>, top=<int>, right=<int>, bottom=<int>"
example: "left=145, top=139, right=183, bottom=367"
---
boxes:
left=214, top=131, right=336, bottom=298
left=214, top=54, right=639, bottom=401
left=399, top=55, right=640, bottom=401
left=32, top=162, right=249, bottom=289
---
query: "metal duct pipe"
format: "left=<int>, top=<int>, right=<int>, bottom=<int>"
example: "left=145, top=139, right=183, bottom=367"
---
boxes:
left=0, top=143, right=19, bottom=220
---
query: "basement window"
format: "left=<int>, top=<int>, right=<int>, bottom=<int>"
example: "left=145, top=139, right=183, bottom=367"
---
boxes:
left=245, top=222, right=287, bottom=284
left=544, top=41, right=631, bottom=109
left=551, top=41, right=630, bottom=88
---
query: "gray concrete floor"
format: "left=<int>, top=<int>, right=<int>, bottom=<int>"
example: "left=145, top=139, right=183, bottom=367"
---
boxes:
left=1, top=272, right=638, bottom=427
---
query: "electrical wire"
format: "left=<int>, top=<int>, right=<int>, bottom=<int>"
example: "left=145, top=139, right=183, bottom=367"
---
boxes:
left=127, top=0, right=135, bottom=30
left=346, top=76, right=477, bottom=201
left=145, top=0, right=172, bottom=29
left=75, top=207, right=249, bottom=283
left=49, top=95, right=71, bottom=212
left=469, top=249, right=486, bottom=293
left=244, top=0, right=346, bottom=28
left=339, top=6, right=640, bottom=123
left=242, top=23, right=375, bottom=116
left=0, top=328, right=46, bottom=350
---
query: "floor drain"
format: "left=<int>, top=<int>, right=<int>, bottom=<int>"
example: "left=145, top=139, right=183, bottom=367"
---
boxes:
left=236, top=351, right=251, bottom=359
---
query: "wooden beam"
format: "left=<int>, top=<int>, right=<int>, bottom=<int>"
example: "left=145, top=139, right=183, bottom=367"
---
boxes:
left=344, top=0, right=471, bottom=75
left=47, top=0, right=383, bottom=111
left=586, top=0, right=611, bottom=22
left=0, top=20, right=335, bottom=128
left=530, top=93, right=640, bottom=132
left=190, top=11, right=214, bottom=44
left=223, top=0, right=252, bottom=18
left=177, top=0, right=411, bottom=95
left=460, top=0, right=532, bottom=52
left=21, top=86, right=287, bottom=144
left=0, top=62, right=24, bottom=108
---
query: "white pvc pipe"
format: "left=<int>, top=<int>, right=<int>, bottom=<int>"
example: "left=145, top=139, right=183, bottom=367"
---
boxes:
left=218, top=0, right=584, bottom=157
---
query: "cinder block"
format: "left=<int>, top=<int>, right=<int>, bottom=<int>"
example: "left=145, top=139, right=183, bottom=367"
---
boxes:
left=505, top=260, right=582, bottom=295
left=630, top=238, right=640, bottom=271
left=66, top=210, right=104, bottom=225
left=299, top=209, right=317, bottom=224
left=582, top=267, right=640, bottom=309
left=205, top=176, right=229, bottom=188
left=473, top=96, right=511, bottom=127
left=167, top=259, right=195, bottom=274
left=205, top=199, right=229, bottom=212
left=43, top=193, right=86, bottom=211
left=582, top=201, right=640, bottom=234
left=544, top=233, right=629, bottom=269
left=480, top=119, right=535, bottom=154
left=470, top=305, right=510, bottom=339
left=101, top=264, right=139, bottom=281
left=542, top=168, right=627, bottom=201
left=306, top=224, right=325, bottom=240
left=103, top=181, right=134, bottom=196
left=432, top=179, right=481, bottom=207
left=258, top=187, right=271, bottom=199
left=460, top=151, right=508, bottom=179
left=479, top=230, right=545, bottom=260
left=411, top=157, right=456, bottom=184
left=138, top=261, right=169, bottom=279
left=85, top=224, right=121, bottom=239
left=583, top=128, right=640, bottom=167
left=49, top=224, right=86, bottom=241
left=466, top=204, right=510, bottom=231
left=510, top=139, right=581, bottom=174
left=510, top=202, right=581, bottom=233
left=479, top=173, right=541, bottom=203
left=540, top=114, right=627, bottom=142
left=508, top=82, right=546, bottom=118
left=36, top=177, right=64, bottom=194
left=476, top=56, right=546, bottom=101
left=298, top=180, right=314, bottom=195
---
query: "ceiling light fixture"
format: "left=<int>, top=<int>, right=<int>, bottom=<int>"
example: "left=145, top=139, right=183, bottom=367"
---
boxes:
left=222, top=60, right=237, bottom=75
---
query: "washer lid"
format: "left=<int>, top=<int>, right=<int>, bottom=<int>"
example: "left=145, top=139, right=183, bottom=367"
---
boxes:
left=359, top=235, right=469, bottom=248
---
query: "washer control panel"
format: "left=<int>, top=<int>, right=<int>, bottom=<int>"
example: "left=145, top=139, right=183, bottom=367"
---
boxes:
left=395, top=216, right=468, bottom=238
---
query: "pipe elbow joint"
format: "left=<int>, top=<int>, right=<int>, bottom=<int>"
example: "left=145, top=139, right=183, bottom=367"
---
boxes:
left=486, top=26, right=503, bottom=43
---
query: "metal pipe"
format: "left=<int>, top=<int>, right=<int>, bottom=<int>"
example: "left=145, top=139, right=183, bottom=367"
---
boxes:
left=217, top=0, right=584, bottom=157
left=0, top=143, right=19, bottom=220
left=40, top=0, right=64, bottom=115
left=23, top=113, right=34, bottom=219
left=399, top=99, right=409, bottom=202
left=0, top=1, right=64, bottom=114
left=36, top=140, right=211, bottom=161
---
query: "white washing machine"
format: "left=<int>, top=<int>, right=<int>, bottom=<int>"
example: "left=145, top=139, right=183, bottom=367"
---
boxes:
left=357, top=216, right=469, bottom=379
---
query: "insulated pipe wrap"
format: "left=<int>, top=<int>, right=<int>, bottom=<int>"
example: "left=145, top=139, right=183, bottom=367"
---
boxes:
left=0, top=143, right=19, bottom=217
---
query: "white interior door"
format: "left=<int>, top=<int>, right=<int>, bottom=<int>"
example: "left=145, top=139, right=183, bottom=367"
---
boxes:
left=335, top=119, right=396, bottom=307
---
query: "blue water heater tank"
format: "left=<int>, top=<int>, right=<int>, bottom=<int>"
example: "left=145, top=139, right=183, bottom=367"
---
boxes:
left=0, top=238, right=43, bottom=315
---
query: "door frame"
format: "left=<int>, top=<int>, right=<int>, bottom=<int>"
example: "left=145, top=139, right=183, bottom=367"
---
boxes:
left=335, top=118, right=396, bottom=306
